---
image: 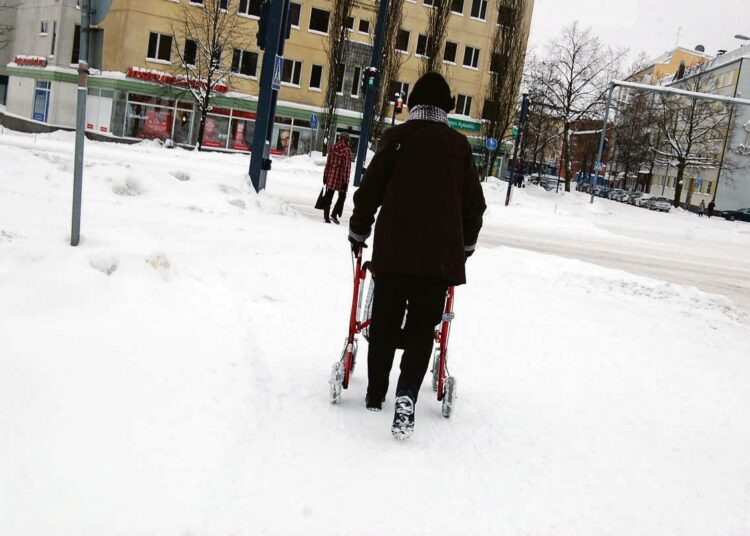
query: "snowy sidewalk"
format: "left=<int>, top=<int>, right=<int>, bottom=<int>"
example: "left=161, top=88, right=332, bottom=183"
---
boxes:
left=1, top=131, right=749, bottom=535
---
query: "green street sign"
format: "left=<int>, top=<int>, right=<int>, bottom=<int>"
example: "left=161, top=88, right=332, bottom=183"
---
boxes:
left=512, top=126, right=519, bottom=138
left=448, top=118, right=481, bottom=132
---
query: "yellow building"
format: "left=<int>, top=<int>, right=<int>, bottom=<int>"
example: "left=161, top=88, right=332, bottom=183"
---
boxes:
left=4, top=0, right=533, bottom=155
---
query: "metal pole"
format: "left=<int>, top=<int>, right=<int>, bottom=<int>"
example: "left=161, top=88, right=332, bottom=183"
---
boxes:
left=249, top=0, right=287, bottom=192
left=391, top=93, right=398, bottom=126
left=662, top=159, right=670, bottom=195
left=590, top=82, right=615, bottom=204
left=352, top=0, right=389, bottom=187
left=70, top=0, right=90, bottom=246
left=505, top=93, right=530, bottom=206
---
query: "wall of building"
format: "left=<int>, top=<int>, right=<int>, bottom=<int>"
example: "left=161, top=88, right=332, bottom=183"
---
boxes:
left=717, top=57, right=750, bottom=211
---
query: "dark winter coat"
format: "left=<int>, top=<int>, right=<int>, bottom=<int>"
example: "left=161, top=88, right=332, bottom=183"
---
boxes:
left=349, top=120, right=486, bottom=286
left=323, top=139, right=352, bottom=192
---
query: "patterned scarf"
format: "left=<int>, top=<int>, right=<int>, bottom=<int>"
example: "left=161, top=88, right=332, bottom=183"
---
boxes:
left=407, top=105, right=449, bottom=125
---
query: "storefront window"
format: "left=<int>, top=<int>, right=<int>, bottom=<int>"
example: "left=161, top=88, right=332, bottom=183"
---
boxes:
left=33, top=80, right=51, bottom=122
left=125, top=102, right=173, bottom=140
left=229, top=110, right=256, bottom=151
left=202, top=107, right=231, bottom=148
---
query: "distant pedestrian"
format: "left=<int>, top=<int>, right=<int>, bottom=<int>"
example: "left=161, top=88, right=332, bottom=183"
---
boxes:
left=321, top=134, right=352, bottom=224
left=698, top=199, right=706, bottom=218
left=707, top=199, right=716, bottom=218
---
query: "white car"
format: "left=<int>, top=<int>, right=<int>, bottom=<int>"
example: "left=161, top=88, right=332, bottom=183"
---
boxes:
left=647, top=197, right=672, bottom=212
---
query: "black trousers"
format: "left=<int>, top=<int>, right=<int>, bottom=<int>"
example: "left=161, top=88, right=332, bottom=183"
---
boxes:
left=367, top=274, right=449, bottom=403
left=322, top=189, right=346, bottom=220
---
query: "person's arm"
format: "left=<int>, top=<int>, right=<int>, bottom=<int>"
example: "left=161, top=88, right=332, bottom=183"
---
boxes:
left=462, top=142, right=486, bottom=257
left=349, top=136, right=397, bottom=244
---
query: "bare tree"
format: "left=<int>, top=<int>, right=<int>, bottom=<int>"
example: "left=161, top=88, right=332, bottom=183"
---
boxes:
left=419, top=0, right=452, bottom=76
left=372, top=0, right=407, bottom=140
left=170, top=0, right=245, bottom=150
left=322, top=0, right=355, bottom=155
left=0, top=1, right=16, bottom=51
left=530, top=22, right=624, bottom=190
left=480, top=0, right=530, bottom=178
left=611, top=90, right=655, bottom=188
left=652, top=66, right=733, bottom=207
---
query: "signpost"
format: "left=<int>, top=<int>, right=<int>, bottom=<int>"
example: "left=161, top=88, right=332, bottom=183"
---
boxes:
left=71, top=0, right=112, bottom=246
left=484, top=137, right=498, bottom=181
left=505, top=93, right=530, bottom=206
left=249, top=0, right=291, bottom=192
left=309, top=114, right=318, bottom=156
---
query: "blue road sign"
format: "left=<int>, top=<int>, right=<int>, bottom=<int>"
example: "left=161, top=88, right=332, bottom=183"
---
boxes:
left=272, top=55, right=283, bottom=91
left=595, top=161, right=603, bottom=172
left=310, top=114, right=318, bottom=129
left=485, top=137, right=498, bottom=151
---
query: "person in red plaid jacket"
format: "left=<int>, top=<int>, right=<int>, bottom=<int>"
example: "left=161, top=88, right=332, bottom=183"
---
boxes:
left=321, top=134, right=352, bottom=224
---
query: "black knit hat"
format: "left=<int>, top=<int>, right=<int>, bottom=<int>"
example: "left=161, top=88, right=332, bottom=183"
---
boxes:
left=407, top=72, right=455, bottom=113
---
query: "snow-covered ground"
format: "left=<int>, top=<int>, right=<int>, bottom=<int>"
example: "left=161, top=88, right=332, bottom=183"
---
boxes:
left=1, top=129, right=750, bottom=535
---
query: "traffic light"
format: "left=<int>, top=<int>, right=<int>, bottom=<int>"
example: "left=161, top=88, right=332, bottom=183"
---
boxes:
left=394, top=93, right=404, bottom=114
left=257, top=1, right=270, bottom=50
left=361, top=66, right=378, bottom=94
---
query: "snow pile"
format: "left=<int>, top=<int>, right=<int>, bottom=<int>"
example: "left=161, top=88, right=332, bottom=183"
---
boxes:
left=1, top=129, right=750, bottom=535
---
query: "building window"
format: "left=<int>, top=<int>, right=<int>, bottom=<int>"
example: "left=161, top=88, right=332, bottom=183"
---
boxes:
left=231, top=49, right=258, bottom=77
left=451, top=0, right=464, bottom=14
left=351, top=66, right=361, bottom=97
left=456, top=94, right=472, bottom=115
left=358, top=19, right=370, bottom=34
left=345, top=16, right=354, bottom=31
left=444, top=41, right=457, bottom=63
left=498, top=6, right=513, bottom=27
left=184, top=39, right=197, bottom=66
left=289, top=2, right=301, bottom=27
left=463, top=46, right=480, bottom=69
left=147, top=32, right=173, bottom=62
left=50, top=21, right=58, bottom=56
left=71, top=24, right=80, bottom=64
left=282, top=58, right=302, bottom=85
left=309, top=7, right=330, bottom=34
left=238, top=0, right=262, bottom=17
left=416, top=34, right=429, bottom=57
left=389, top=80, right=410, bottom=101
left=423, top=0, right=435, bottom=6
left=40, top=21, right=49, bottom=35
left=33, top=80, right=51, bottom=122
left=220, top=0, right=228, bottom=10
left=470, top=0, right=487, bottom=20
left=190, top=0, right=204, bottom=5
left=309, top=64, right=323, bottom=90
left=395, top=29, right=410, bottom=52
left=334, top=63, right=345, bottom=94
left=482, top=99, right=496, bottom=120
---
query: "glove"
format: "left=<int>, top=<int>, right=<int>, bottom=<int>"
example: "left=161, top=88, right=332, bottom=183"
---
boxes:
left=349, top=236, right=367, bottom=254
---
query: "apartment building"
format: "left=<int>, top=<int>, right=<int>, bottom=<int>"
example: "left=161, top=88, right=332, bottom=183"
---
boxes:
left=2, top=0, right=533, bottom=156
left=647, top=47, right=750, bottom=211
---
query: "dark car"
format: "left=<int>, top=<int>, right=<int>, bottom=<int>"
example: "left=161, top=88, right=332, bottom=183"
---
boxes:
left=722, top=208, right=750, bottom=222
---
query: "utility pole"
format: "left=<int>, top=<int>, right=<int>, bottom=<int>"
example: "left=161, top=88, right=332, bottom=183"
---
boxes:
left=590, top=82, right=615, bottom=204
left=352, top=0, right=389, bottom=187
left=505, top=93, right=530, bottom=206
left=249, top=0, right=291, bottom=193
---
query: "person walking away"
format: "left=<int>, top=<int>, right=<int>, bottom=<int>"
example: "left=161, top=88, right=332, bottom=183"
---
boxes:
left=698, top=199, right=706, bottom=218
left=348, top=72, right=486, bottom=440
left=322, top=134, right=352, bottom=224
left=707, top=199, right=715, bottom=218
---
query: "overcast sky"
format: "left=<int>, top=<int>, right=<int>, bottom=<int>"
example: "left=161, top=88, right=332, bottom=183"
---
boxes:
left=528, top=0, right=750, bottom=63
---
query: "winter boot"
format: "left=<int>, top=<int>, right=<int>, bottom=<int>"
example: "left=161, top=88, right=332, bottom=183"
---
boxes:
left=365, top=392, right=385, bottom=412
left=331, top=215, right=340, bottom=225
left=391, top=394, right=415, bottom=440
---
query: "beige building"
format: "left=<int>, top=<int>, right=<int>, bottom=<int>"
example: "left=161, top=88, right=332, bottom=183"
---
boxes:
left=3, top=0, right=533, bottom=155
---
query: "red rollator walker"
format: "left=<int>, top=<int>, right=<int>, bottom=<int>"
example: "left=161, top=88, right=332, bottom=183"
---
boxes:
left=329, top=248, right=458, bottom=417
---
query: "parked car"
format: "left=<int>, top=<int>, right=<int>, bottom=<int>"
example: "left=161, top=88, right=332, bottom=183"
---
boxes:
left=721, top=208, right=750, bottom=222
left=598, top=187, right=613, bottom=198
left=636, top=194, right=653, bottom=207
left=608, top=189, right=627, bottom=201
left=626, top=192, right=644, bottom=205
left=538, top=175, right=559, bottom=191
left=645, top=197, right=672, bottom=212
